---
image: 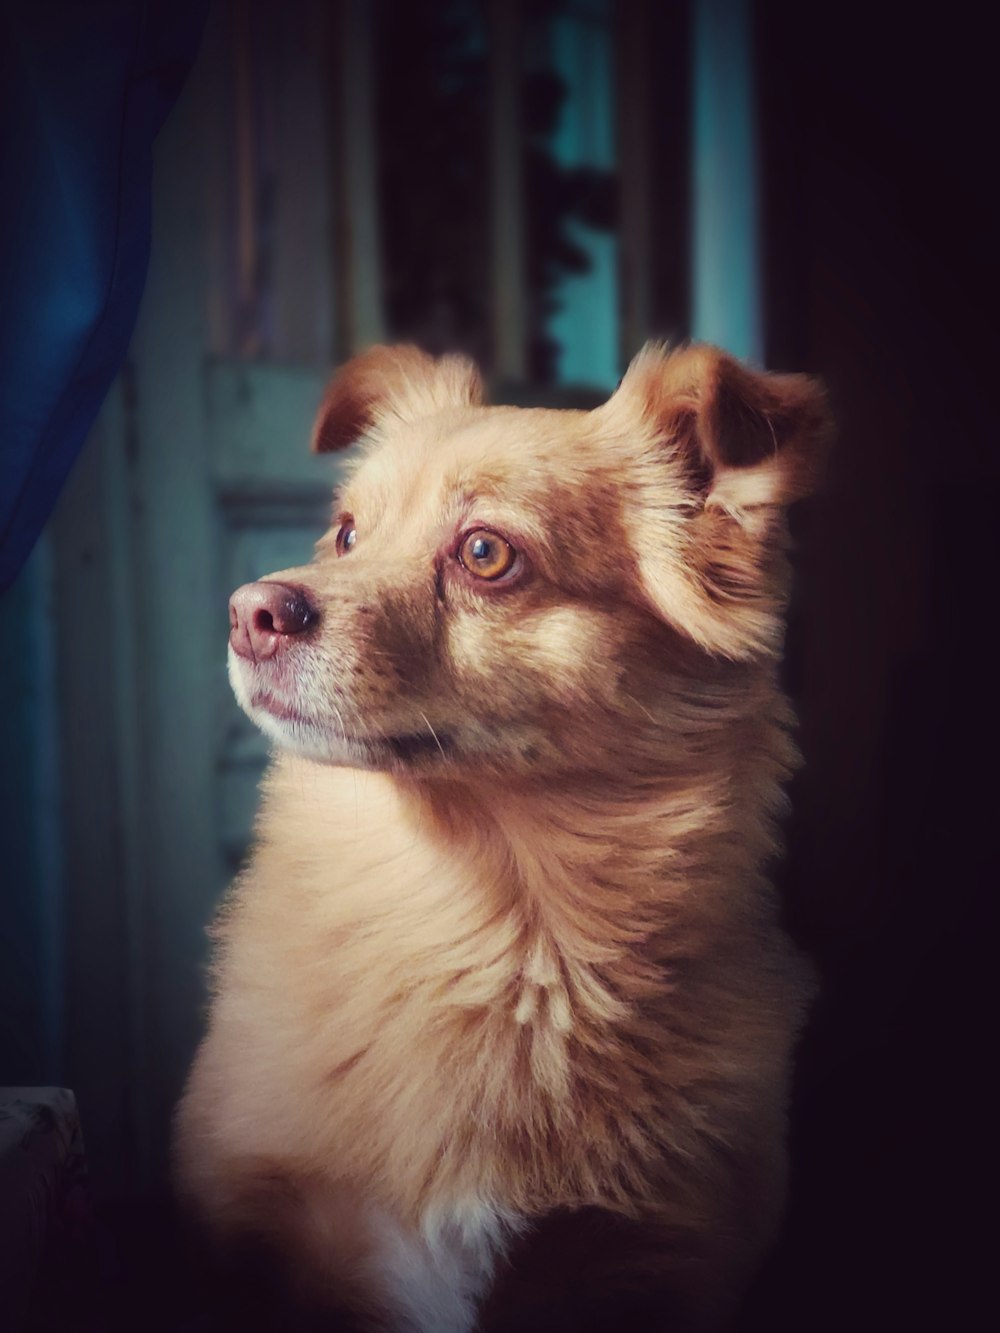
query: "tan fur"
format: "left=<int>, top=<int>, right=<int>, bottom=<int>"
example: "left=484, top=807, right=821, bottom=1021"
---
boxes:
left=174, top=343, right=831, bottom=1331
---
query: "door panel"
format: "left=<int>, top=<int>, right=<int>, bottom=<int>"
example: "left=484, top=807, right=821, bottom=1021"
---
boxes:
left=51, top=7, right=349, bottom=1188
left=216, top=452, right=341, bottom=870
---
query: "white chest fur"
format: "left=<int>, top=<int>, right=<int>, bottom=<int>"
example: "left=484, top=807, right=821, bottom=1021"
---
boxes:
left=363, top=1199, right=521, bottom=1333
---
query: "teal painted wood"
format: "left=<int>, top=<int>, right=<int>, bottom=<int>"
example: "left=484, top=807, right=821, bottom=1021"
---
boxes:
left=692, top=0, right=762, bottom=364
left=489, top=0, right=528, bottom=382
left=546, top=0, right=620, bottom=390
left=333, top=0, right=385, bottom=355
left=0, top=536, right=62, bottom=1089
left=50, top=385, right=143, bottom=1189
left=126, top=54, right=224, bottom=1184
left=40, top=3, right=351, bottom=1191
left=207, top=362, right=338, bottom=495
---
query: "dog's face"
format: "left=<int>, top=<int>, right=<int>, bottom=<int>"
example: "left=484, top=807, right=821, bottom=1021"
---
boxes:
left=228, top=344, right=829, bottom=778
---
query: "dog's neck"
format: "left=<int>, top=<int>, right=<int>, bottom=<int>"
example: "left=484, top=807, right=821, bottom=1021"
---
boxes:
left=263, top=718, right=797, bottom=1099
left=398, top=722, right=791, bottom=941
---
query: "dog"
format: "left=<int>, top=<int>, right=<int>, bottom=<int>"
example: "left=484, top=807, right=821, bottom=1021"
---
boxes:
left=174, top=342, right=830, bottom=1332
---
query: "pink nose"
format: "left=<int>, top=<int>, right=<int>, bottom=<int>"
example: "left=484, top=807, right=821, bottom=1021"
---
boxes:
left=229, top=582, right=318, bottom=661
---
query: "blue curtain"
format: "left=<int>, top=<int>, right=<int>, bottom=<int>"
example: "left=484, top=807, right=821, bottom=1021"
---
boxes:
left=0, top=0, right=208, bottom=593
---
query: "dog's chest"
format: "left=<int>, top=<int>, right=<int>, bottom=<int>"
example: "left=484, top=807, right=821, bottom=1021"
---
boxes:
left=222, top=761, right=644, bottom=1194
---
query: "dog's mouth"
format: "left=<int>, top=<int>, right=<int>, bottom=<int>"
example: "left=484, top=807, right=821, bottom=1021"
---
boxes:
left=251, top=690, right=453, bottom=764
left=250, top=690, right=300, bottom=722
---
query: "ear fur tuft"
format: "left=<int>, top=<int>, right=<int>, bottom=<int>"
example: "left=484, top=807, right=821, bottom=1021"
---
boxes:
left=613, top=342, right=832, bottom=511
left=311, top=345, right=484, bottom=453
left=603, top=343, right=833, bottom=658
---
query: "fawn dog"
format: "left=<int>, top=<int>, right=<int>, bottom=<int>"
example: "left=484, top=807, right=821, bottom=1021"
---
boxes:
left=174, top=343, right=830, bottom=1331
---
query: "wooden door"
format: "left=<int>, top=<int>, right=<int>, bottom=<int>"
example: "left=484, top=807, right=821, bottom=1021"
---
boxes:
left=51, top=1, right=351, bottom=1188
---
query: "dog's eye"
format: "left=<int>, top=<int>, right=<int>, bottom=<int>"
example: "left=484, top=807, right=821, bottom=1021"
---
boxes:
left=335, top=519, right=357, bottom=556
left=458, top=529, right=516, bottom=580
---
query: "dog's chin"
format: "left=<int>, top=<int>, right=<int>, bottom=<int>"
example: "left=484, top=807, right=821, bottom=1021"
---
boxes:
left=254, top=708, right=456, bottom=771
left=243, top=701, right=362, bottom=765
left=229, top=657, right=454, bottom=771
left=227, top=652, right=556, bottom=777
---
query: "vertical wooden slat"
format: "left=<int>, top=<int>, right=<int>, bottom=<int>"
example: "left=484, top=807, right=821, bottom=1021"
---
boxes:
left=691, top=0, right=762, bottom=362
left=51, top=382, right=141, bottom=1190
left=0, top=532, right=63, bottom=1089
left=232, top=0, right=260, bottom=357
left=103, top=367, right=150, bottom=1179
left=488, top=0, right=527, bottom=383
left=616, top=0, right=652, bottom=365
left=126, top=19, right=227, bottom=1182
left=272, top=0, right=334, bottom=365
left=332, top=0, right=385, bottom=357
left=204, top=3, right=234, bottom=357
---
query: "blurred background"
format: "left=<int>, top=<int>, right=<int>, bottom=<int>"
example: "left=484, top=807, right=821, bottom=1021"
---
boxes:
left=0, top=0, right=994, bottom=1329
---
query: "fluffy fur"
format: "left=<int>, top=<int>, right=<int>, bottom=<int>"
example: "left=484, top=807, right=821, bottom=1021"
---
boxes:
left=174, top=343, right=831, bottom=1331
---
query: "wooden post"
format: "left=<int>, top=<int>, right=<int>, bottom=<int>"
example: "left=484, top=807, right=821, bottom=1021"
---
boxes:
left=616, top=0, right=652, bottom=366
left=120, top=11, right=226, bottom=1184
left=488, top=0, right=527, bottom=383
left=691, top=0, right=762, bottom=362
left=272, top=0, right=335, bottom=365
left=332, top=0, right=385, bottom=357
left=232, top=0, right=260, bottom=357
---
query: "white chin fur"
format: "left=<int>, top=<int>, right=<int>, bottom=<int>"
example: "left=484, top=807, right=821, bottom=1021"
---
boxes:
left=227, top=648, right=363, bottom=766
left=251, top=709, right=361, bottom=765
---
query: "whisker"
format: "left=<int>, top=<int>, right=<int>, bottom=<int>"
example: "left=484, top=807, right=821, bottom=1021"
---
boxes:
left=418, top=709, right=448, bottom=762
left=624, top=693, right=657, bottom=725
left=330, top=701, right=348, bottom=738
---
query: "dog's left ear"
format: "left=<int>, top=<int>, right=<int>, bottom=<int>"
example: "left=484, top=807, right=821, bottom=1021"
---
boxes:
left=311, top=345, right=484, bottom=452
left=609, top=342, right=832, bottom=512
left=603, top=344, right=832, bottom=658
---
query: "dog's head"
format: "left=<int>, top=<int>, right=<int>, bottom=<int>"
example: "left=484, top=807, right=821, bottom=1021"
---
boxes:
left=228, top=344, right=830, bottom=778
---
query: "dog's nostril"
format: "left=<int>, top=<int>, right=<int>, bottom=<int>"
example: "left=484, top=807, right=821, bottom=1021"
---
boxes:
left=253, top=608, right=276, bottom=634
left=275, top=591, right=318, bottom=635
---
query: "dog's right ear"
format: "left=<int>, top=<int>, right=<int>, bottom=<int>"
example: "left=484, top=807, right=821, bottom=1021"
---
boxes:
left=311, top=345, right=484, bottom=452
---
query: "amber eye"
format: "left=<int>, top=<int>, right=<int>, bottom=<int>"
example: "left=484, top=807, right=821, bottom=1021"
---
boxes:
left=335, top=518, right=357, bottom=556
left=458, top=529, right=516, bottom=580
